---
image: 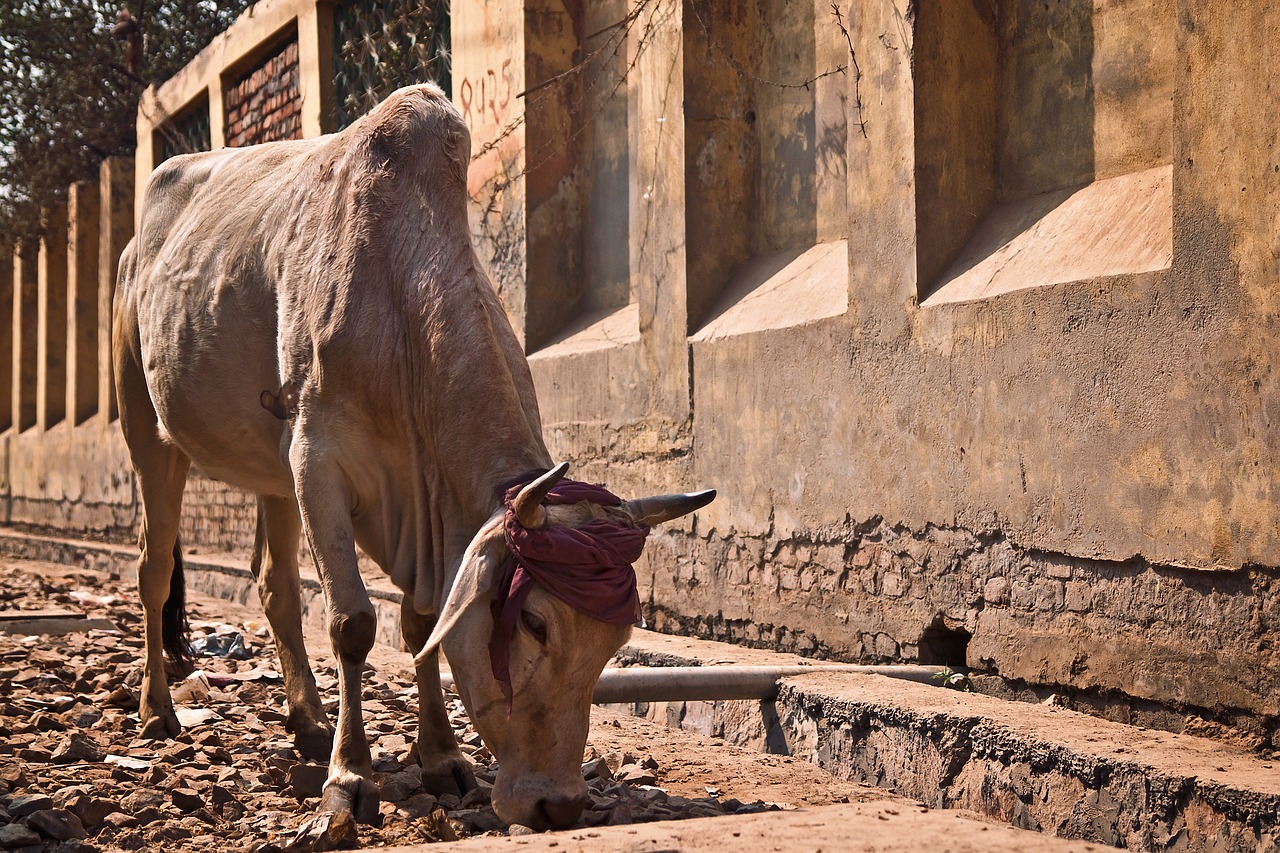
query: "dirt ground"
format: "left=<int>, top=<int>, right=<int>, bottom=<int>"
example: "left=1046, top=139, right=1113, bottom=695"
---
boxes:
left=0, top=557, right=1104, bottom=853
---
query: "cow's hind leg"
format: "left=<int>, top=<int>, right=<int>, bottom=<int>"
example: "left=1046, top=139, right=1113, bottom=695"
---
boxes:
left=252, top=495, right=333, bottom=760
left=116, top=344, right=191, bottom=740
left=401, top=602, right=477, bottom=796
left=291, top=444, right=379, bottom=823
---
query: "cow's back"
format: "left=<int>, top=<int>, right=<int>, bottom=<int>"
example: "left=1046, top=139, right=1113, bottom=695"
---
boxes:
left=117, top=84, right=547, bottom=562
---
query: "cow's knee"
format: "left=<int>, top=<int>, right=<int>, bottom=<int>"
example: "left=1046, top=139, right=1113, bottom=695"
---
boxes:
left=330, top=609, right=376, bottom=662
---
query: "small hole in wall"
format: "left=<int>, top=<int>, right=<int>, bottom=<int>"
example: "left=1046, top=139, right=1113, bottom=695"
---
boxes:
left=917, top=617, right=971, bottom=668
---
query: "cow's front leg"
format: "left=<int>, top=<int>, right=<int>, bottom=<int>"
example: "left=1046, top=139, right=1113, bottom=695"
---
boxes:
left=402, top=602, right=477, bottom=796
left=292, top=450, right=379, bottom=824
left=251, top=495, right=333, bottom=760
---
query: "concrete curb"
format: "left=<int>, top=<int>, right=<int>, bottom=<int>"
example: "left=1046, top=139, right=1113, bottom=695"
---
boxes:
left=776, top=674, right=1280, bottom=851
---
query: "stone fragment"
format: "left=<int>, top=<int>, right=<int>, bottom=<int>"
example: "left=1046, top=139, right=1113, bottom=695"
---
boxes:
left=99, top=812, right=138, bottom=830
left=119, top=789, right=164, bottom=816
left=581, top=757, right=613, bottom=781
left=53, top=733, right=104, bottom=764
left=68, top=797, right=117, bottom=829
left=418, top=809, right=458, bottom=842
left=27, top=808, right=88, bottom=841
left=617, top=765, right=657, bottom=786
left=103, top=686, right=138, bottom=710
left=209, top=785, right=240, bottom=812
left=377, top=767, right=421, bottom=803
left=0, top=767, right=28, bottom=789
left=0, top=822, right=39, bottom=848
left=149, top=824, right=192, bottom=842
left=132, top=807, right=166, bottom=826
left=8, top=794, right=53, bottom=818
left=16, top=746, right=52, bottom=763
left=451, top=807, right=503, bottom=833
left=399, top=793, right=437, bottom=819
left=289, top=764, right=328, bottom=801
left=169, top=788, right=204, bottom=813
left=286, top=810, right=358, bottom=851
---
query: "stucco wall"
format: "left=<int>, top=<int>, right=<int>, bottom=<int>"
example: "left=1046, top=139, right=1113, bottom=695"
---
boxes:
left=518, top=0, right=1280, bottom=737
left=3, top=0, right=1278, bottom=741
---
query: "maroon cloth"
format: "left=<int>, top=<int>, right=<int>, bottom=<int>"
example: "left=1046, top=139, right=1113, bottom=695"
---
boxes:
left=489, top=475, right=649, bottom=709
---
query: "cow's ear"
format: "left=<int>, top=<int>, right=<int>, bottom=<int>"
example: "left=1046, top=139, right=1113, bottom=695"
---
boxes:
left=414, top=512, right=506, bottom=663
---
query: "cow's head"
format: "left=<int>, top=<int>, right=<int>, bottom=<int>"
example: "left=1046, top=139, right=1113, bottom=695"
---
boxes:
left=417, top=463, right=714, bottom=830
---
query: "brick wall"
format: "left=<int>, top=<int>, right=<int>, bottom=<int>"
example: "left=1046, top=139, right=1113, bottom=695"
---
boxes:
left=180, top=474, right=259, bottom=556
left=223, top=35, right=302, bottom=147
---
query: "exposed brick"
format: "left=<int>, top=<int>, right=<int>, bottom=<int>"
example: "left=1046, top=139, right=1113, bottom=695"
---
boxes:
left=223, top=32, right=301, bottom=149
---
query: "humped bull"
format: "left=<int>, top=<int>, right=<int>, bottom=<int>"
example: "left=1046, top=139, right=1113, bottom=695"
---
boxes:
left=113, top=83, right=714, bottom=831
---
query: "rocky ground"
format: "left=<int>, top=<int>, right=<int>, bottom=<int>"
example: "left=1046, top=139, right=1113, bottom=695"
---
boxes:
left=0, top=563, right=826, bottom=852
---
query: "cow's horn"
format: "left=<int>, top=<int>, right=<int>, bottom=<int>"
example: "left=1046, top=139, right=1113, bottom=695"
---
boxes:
left=623, top=489, right=717, bottom=527
left=512, top=462, right=570, bottom=529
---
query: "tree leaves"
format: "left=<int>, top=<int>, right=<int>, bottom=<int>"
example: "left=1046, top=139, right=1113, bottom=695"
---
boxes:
left=0, top=0, right=251, bottom=238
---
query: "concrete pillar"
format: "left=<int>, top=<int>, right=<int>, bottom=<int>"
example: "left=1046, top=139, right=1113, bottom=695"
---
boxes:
left=37, top=204, right=68, bottom=431
left=299, top=1, right=337, bottom=136
left=67, top=181, right=100, bottom=425
left=208, top=76, right=226, bottom=150
left=0, top=241, right=11, bottom=433
left=99, top=157, right=134, bottom=423
left=134, top=88, right=158, bottom=220
left=630, top=0, right=690, bottom=423
left=12, top=241, right=38, bottom=432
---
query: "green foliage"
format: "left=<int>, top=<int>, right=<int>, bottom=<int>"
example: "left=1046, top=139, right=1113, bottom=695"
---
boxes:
left=0, top=0, right=251, bottom=239
left=931, top=666, right=974, bottom=692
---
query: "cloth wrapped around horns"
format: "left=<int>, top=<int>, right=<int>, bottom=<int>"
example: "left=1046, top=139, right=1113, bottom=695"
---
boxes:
left=489, top=473, right=649, bottom=709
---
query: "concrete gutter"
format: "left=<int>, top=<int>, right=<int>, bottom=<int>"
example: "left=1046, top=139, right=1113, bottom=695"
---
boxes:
left=4, top=526, right=1279, bottom=851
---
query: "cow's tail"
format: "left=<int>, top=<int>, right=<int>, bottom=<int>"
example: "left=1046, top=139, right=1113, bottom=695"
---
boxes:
left=162, top=539, right=194, bottom=677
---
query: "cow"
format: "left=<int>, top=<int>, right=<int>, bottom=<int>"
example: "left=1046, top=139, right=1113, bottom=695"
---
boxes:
left=112, top=83, right=714, bottom=831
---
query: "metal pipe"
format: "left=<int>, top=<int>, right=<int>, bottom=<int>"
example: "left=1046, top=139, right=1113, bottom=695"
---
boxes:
left=440, top=664, right=948, bottom=704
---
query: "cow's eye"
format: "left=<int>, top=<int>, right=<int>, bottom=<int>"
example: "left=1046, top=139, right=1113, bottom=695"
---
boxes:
left=520, top=610, right=548, bottom=645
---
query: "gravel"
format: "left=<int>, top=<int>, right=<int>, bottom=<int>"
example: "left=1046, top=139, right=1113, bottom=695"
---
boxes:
left=0, top=569, right=783, bottom=851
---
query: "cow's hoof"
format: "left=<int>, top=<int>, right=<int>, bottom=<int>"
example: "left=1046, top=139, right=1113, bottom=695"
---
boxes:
left=287, top=709, right=334, bottom=761
left=421, top=755, right=476, bottom=796
left=139, top=708, right=180, bottom=740
left=321, top=771, right=380, bottom=825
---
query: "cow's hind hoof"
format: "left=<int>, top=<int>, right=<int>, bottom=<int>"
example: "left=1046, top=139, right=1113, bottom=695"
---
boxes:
left=321, top=772, right=380, bottom=826
left=139, top=709, right=180, bottom=740
left=287, top=711, right=334, bottom=761
left=421, top=755, right=476, bottom=797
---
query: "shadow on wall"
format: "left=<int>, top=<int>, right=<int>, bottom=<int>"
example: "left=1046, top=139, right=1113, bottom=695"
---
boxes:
left=914, top=0, right=1097, bottom=299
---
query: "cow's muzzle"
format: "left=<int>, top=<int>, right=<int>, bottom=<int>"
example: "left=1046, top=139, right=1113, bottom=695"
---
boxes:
left=535, top=792, right=589, bottom=831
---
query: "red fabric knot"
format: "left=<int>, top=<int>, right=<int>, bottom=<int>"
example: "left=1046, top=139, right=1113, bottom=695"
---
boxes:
left=488, top=473, right=649, bottom=711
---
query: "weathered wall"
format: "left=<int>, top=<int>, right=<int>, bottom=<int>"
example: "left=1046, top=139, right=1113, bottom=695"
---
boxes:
left=519, top=0, right=1280, bottom=739
left=3, top=0, right=1279, bottom=741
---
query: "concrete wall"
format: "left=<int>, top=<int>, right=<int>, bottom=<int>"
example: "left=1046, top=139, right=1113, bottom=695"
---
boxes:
left=3, top=0, right=1279, bottom=741
left=514, top=0, right=1280, bottom=739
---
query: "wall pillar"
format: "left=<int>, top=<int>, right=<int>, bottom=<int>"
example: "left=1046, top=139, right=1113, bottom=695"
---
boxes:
left=67, top=181, right=100, bottom=425
left=99, top=157, right=134, bottom=423
left=12, top=241, right=38, bottom=432
left=0, top=241, right=11, bottom=433
left=298, top=0, right=336, bottom=136
left=36, top=205, right=68, bottom=431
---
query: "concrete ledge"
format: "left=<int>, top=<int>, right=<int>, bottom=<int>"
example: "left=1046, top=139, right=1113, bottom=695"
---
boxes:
left=778, top=672, right=1280, bottom=851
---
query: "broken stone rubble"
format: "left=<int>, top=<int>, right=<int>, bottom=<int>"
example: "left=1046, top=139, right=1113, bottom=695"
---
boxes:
left=0, top=569, right=782, bottom=851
